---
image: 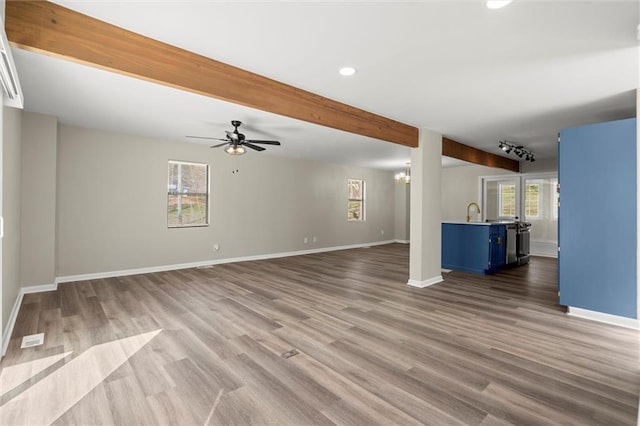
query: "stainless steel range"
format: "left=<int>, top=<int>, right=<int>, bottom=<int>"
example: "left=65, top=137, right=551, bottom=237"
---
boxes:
left=515, top=221, right=531, bottom=265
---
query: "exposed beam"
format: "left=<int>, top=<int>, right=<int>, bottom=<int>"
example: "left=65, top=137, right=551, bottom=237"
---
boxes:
left=5, top=1, right=419, bottom=148
left=442, top=137, right=520, bottom=172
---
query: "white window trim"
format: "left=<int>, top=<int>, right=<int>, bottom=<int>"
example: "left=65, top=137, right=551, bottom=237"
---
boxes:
left=167, top=159, right=210, bottom=228
left=348, top=178, right=366, bottom=222
left=524, top=182, right=541, bottom=220
left=498, top=182, right=516, bottom=218
left=552, top=178, right=559, bottom=219
left=479, top=172, right=558, bottom=222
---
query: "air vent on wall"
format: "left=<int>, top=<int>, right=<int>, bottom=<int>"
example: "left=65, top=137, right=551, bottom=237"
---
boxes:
left=0, top=18, right=23, bottom=109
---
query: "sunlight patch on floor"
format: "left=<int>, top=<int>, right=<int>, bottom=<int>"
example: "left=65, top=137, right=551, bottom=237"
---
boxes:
left=0, top=351, right=73, bottom=397
left=0, top=329, right=161, bottom=425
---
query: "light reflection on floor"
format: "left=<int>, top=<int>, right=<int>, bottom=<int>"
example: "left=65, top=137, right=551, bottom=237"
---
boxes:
left=0, top=351, right=73, bottom=397
left=0, top=329, right=161, bottom=425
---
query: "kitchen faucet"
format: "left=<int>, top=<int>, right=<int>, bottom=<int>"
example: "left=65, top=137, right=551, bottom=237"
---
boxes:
left=466, top=202, right=481, bottom=222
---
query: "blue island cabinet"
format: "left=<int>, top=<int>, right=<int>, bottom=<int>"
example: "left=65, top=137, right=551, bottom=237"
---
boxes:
left=442, top=223, right=506, bottom=274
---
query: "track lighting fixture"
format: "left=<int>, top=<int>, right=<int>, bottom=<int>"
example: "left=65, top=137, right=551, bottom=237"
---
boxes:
left=498, top=140, right=535, bottom=162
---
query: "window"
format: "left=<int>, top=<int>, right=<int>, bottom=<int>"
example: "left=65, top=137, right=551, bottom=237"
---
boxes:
left=348, top=179, right=365, bottom=221
left=167, top=160, right=209, bottom=228
left=498, top=182, right=516, bottom=217
left=524, top=182, right=540, bottom=219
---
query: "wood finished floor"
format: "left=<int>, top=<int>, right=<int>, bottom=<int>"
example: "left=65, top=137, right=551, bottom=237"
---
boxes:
left=1, top=244, right=638, bottom=425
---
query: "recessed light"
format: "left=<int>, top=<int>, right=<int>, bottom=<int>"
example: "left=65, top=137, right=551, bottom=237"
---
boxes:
left=486, top=0, right=513, bottom=9
left=339, top=67, right=356, bottom=76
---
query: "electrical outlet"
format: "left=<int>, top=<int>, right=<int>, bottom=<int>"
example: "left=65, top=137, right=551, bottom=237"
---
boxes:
left=381, top=229, right=385, bottom=235
left=312, top=236, right=317, bottom=243
left=303, top=237, right=308, bottom=244
left=213, top=243, right=220, bottom=252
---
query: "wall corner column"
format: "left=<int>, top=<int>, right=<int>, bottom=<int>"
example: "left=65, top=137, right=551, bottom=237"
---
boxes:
left=408, top=128, right=443, bottom=288
left=20, top=112, right=57, bottom=287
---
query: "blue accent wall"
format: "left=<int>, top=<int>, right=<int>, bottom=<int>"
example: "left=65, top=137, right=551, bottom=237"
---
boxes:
left=559, top=117, right=637, bottom=319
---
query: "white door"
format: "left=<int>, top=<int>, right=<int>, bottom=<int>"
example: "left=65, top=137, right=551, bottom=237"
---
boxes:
left=522, top=175, right=558, bottom=256
left=482, top=177, right=521, bottom=221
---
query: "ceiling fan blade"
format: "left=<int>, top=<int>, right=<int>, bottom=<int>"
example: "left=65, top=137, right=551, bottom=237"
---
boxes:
left=210, top=142, right=229, bottom=148
left=243, top=142, right=266, bottom=151
left=245, top=140, right=281, bottom=145
left=187, top=135, right=228, bottom=141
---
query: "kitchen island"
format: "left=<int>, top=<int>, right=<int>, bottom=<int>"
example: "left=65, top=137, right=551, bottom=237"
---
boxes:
left=442, top=222, right=507, bottom=274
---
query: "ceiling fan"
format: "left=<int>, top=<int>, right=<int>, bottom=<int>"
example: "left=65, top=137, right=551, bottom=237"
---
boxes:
left=187, top=120, right=281, bottom=155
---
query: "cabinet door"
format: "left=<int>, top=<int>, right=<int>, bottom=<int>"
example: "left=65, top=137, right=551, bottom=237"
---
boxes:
left=487, top=226, right=506, bottom=273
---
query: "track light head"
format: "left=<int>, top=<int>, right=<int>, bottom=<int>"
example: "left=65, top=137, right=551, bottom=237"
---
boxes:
left=497, top=140, right=535, bottom=162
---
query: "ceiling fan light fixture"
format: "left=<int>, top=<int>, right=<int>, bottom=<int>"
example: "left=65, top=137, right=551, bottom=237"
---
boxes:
left=339, top=66, right=356, bottom=76
left=225, top=145, right=246, bottom=156
left=188, top=120, right=281, bottom=155
left=486, top=0, right=513, bottom=9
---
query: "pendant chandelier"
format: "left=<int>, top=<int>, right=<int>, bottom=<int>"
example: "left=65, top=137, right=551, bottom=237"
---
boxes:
left=394, top=162, right=411, bottom=184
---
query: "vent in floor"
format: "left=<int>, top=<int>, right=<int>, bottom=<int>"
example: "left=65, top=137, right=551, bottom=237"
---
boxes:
left=281, top=349, right=299, bottom=359
left=20, top=333, right=44, bottom=349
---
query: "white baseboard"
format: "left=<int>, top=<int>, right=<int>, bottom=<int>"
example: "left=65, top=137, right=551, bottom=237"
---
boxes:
left=2, top=283, right=57, bottom=356
left=567, top=307, right=639, bottom=330
left=56, top=240, right=396, bottom=283
left=407, top=275, right=443, bottom=288
left=530, top=240, right=558, bottom=258
left=2, top=291, right=23, bottom=357
left=394, top=239, right=410, bottom=244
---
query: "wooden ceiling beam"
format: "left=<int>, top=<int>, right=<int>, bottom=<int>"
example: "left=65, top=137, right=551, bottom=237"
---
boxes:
left=442, top=137, right=520, bottom=172
left=6, top=1, right=419, bottom=147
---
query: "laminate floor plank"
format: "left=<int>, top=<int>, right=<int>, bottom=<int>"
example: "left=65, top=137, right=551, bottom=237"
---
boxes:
left=104, top=374, right=160, bottom=426
left=211, top=386, right=292, bottom=425
left=231, top=334, right=341, bottom=410
left=52, top=382, right=115, bottom=426
left=37, top=308, right=63, bottom=350
left=1, top=244, right=638, bottom=425
left=225, top=354, right=336, bottom=426
left=10, top=301, right=40, bottom=340
left=291, top=352, right=425, bottom=426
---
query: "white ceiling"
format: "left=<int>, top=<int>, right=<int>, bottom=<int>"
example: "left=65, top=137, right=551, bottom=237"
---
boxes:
left=10, top=0, right=639, bottom=171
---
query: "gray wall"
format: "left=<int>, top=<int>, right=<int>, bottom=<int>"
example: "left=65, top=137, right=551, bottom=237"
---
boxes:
left=2, top=107, right=22, bottom=334
left=20, top=112, right=57, bottom=286
left=56, top=125, right=396, bottom=277
left=441, top=164, right=513, bottom=222
left=520, top=157, right=558, bottom=174
left=394, top=183, right=410, bottom=241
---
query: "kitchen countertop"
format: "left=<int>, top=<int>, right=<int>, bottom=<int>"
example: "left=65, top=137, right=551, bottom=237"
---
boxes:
left=442, top=220, right=516, bottom=226
left=442, top=221, right=492, bottom=226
